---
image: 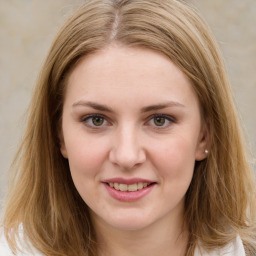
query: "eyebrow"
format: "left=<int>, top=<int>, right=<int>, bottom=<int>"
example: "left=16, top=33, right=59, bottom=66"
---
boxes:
left=72, top=100, right=185, bottom=113
left=72, top=101, right=114, bottom=112
left=141, top=102, right=185, bottom=112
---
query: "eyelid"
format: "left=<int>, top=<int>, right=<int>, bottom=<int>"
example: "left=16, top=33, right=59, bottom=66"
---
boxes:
left=81, top=113, right=105, bottom=121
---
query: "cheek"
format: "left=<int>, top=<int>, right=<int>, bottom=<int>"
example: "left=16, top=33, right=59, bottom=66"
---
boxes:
left=65, top=136, right=109, bottom=177
left=150, top=137, right=196, bottom=182
left=66, top=137, right=110, bottom=204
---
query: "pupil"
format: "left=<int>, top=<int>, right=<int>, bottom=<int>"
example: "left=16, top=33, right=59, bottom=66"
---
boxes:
left=154, top=117, right=165, bottom=126
left=92, top=117, right=103, bottom=126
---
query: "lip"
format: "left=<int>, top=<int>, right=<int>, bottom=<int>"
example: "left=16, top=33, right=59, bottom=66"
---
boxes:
left=102, top=177, right=156, bottom=202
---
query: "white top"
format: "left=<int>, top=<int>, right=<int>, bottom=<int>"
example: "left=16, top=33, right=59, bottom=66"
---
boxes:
left=194, top=235, right=246, bottom=256
left=0, top=231, right=246, bottom=256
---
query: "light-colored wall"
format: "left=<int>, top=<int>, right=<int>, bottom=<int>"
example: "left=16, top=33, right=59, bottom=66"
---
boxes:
left=0, top=0, right=85, bottom=202
left=190, top=0, right=256, bottom=168
left=1, top=1, right=255, bottom=202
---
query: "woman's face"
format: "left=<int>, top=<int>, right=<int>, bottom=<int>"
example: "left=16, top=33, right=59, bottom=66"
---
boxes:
left=60, top=45, right=208, bottom=231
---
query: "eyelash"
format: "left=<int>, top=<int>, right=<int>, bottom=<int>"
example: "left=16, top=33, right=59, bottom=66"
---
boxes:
left=81, top=114, right=176, bottom=129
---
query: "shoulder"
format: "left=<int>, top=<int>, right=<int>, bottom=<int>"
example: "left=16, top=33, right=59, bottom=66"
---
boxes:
left=0, top=228, right=44, bottom=256
left=194, top=236, right=246, bottom=256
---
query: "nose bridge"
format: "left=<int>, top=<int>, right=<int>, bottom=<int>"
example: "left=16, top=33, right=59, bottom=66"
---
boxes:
left=109, top=122, right=146, bottom=169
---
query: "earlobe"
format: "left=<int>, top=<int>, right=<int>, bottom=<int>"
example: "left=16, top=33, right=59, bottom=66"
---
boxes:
left=195, top=123, right=210, bottom=161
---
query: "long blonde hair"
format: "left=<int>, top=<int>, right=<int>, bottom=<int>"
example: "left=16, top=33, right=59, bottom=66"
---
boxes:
left=3, top=0, right=256, bottom=255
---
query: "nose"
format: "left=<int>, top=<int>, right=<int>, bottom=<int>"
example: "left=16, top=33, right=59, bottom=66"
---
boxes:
left=109, top=126, right=146, bottom=170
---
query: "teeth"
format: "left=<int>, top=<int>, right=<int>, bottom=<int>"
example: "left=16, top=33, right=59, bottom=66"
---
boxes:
left=109, top=182, right=151, bottom=191
left=114, top=183, right=119, bottom=190
left=119, top=184, right=128, bottom=191
left=128, top=184, right=137, bottom=192
left=137, top=183, right=143, bottom=190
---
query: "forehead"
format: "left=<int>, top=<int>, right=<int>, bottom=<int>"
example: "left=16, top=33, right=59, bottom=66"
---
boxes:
left=65, top=45, right=198, bottom=109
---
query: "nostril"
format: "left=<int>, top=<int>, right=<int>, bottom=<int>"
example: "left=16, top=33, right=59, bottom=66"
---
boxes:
left=109, top=147, right=146, bottom=169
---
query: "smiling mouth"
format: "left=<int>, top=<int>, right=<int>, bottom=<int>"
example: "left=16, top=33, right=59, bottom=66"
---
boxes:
left=107, top=182, right=154, bottom=192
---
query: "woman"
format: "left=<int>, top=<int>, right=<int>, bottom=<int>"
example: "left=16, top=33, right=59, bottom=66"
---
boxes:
left=1, top=0, right=256, bottom=255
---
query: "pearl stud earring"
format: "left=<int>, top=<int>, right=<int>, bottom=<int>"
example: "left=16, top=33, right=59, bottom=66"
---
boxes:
left=204, top=149, right=209, bottom=154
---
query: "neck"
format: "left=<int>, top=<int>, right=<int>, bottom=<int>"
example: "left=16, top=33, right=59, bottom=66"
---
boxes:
left=93, top=212, right=188, bottom=256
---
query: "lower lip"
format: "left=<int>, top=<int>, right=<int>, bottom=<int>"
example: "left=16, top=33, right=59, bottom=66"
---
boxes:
left=104, top=183, right=155, bottom=202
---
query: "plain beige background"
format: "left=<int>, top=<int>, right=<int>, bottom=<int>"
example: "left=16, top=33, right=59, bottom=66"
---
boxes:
left=1, top=0, right=256, bottom=202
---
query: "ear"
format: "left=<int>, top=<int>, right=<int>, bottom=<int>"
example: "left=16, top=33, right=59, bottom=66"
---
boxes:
left=195, top=122, right=210, bottom=161
left=58, top=130, right=68, bottom=159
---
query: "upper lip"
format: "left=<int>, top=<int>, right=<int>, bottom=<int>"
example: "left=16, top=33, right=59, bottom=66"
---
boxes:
left=102, top=177, right=156, bottom=185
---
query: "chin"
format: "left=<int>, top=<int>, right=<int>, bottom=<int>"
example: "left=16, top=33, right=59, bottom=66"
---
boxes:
left=102, top=212, right=156, bottom=231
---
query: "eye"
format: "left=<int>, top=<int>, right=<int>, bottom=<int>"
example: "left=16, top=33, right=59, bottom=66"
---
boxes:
left=147, top=114, right=175, bottom=128
left=82, top=114, right=108, bottom=128
left=153, top=116, right=167, bottom=126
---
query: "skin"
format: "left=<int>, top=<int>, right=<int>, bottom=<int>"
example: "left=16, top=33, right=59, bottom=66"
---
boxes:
left=60, top=44, right=208, bottom=256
